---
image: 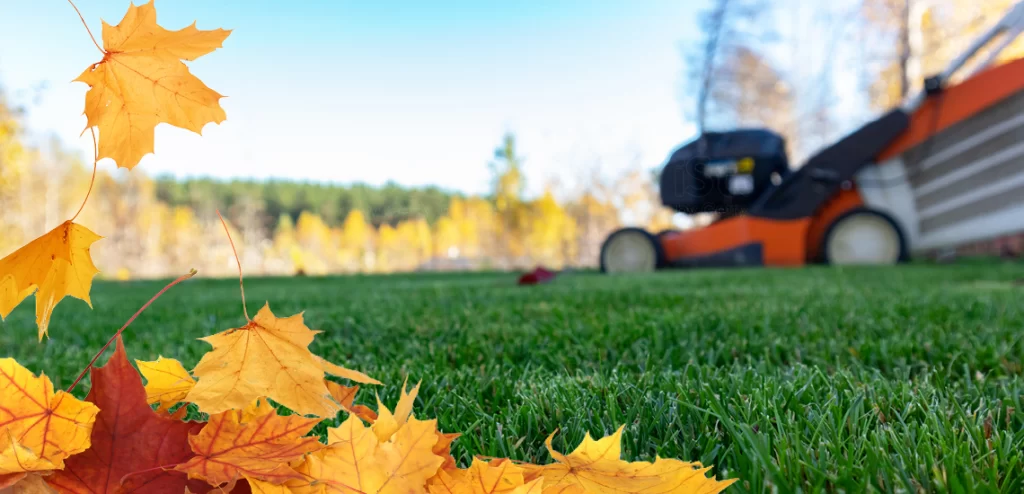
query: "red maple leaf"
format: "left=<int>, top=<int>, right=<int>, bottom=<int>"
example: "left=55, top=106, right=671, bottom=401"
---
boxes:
left=518, top=266, right=557, bottom=285
left=46, top=336, right=207, bottom=494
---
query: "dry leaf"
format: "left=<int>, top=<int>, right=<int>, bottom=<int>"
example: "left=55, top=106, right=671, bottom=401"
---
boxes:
left=0, top=358, right=98, bottom=476
left=392, top=380, right=420, bottom=429
left=75, top=0, right=230, bottom=169
left=186, top=303, right=370, bottom=417
left=372, top=380, right=420, bottom=443
left=433, top=431, right=461, bottom=472
left=351, top=404, right=379, bottom=423
left=370, top=380, right=459, bottom=471
left=246, top=477, right=294, bottom=494
left=427, top=469, right=467, bottom=494
left=427, top=458, right=527, bottom=494
left=0, top=431, right=57, bottom=477
left=510, top=479, right=543, bottom=494
left=0, top=221, right=101, bottom=339
left=291, top=413, right=444, bottom=493
left=324, top=382, right=358, bottom=410
left=519, top=427, right=737, bottom=494
left=5, top=473, right=58, bottom=494
left=318, top=356, right=382, bottom=385
left=325, top=381, right=378, bottom=423
left=45, top=337, right=206, bottom=494
left=0, top=472, right=27, bottom=489
left=136, top=356, right=196, bottom=413
left=175, top=398, right=322, bottom=487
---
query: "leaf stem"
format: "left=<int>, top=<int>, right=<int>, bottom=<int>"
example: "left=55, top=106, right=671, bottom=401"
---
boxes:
left=66, top=0, right=105, bottom=55
left=67, top=269, right=197, bottom=394
left=69, top=127, right=98, bottom=223
left=216, top=209, right=249, bottom=322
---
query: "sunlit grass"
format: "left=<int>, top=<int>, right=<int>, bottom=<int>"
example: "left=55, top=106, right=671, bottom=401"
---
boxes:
left=3, top=263, right=1024, bottom=492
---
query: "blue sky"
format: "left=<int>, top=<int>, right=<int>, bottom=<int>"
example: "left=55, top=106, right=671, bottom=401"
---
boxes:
left=0, top=0, right=712, bottom=196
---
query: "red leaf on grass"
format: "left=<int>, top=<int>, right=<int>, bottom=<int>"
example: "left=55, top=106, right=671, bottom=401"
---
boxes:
left=517, top=266, right=557, bottom=286
left=46, top=336, right=206, bottom=494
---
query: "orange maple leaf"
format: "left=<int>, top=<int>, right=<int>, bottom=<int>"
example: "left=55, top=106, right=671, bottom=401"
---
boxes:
left=185, top=303, right=377, bottom=417
left=325, top=381, right=378, bottom=423
left=0, top=358, right=98, bottom=478
left=433, top=431, right=461, bottom=472
left=324, top=381, right=359, bottom=410
left=0, top=221, right=102, bottom=339
left=289, top=413, right=444, bottom=494
left=518, top=427, right=737, bottom=494
left=175, top=398, right=323, bottom=488
left=75, top=0, right=230, bottom=169
left=0, top=472, right=25, bottom=490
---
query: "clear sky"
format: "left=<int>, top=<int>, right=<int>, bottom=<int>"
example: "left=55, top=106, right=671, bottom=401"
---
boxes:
left=0, top=0, right=709, bottom=196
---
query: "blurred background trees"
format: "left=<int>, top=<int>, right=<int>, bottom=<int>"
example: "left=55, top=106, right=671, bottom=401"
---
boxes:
left=1, top=0, right=1019, bottom=277
left=0, top=88, right=638, bottom=276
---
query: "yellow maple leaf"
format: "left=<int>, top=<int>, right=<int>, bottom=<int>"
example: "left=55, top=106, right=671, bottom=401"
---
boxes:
left=428, top=458, right=530, bottom=494
left=175, top=398, right=323, bottom=487
left=0, top=221, right=102, bottom=340
left=366, top=380, right=459, bottom=471
left=135, top=356, right=196, bottom=412
left=247, top=476, right=295, bottom=494
left=511, top=479, right=544, bottom=494
left=75, top=0, right=230, bottom=169
left=520, top=427, right=737, bottom=494
left=0, top=359, right=99, bottom=475
left=537, top=486, right=583, bottom=494
left=393, top=380, right=420, bottom=428
left=0, top=431, right=56, bottom=476
left=186, top=303, right=373, bottom=417
left=372, top=379, right=420, bottom=442
left=291, top=413, right=444, bottom=494
left=318, top=355, right=382, bottom=385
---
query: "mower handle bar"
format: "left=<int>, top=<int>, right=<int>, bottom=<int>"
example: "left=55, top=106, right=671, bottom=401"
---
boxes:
left=904, top=0, right=1024, bottom=112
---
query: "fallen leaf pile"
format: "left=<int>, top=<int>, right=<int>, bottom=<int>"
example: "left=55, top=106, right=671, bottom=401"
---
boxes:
left=1, top=301, right=737, bottom=493
left=0, top=1, right=739, bottom=492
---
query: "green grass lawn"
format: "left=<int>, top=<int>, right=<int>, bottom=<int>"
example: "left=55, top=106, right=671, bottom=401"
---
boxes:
left=3, top=263, right=1024, bottom=493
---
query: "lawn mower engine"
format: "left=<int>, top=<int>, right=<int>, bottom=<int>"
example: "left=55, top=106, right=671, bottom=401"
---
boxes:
left=659, top=129, right=790, bottom=216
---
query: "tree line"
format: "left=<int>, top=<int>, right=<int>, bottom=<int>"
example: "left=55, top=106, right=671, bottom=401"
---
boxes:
left=1, top=95, right=670, bottom=278
left=153, top=177, right=461, bottom=230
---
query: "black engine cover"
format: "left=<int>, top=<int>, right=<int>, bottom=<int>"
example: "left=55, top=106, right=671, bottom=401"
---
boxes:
left=659, top=129, right=789, bottom=214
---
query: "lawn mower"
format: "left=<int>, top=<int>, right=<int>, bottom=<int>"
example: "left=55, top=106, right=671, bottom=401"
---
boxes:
left=601, top=0, right=1024, bottom=273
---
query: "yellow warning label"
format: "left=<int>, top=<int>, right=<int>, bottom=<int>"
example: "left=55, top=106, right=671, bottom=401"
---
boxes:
left=737, top=157, right=754, bottom=174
